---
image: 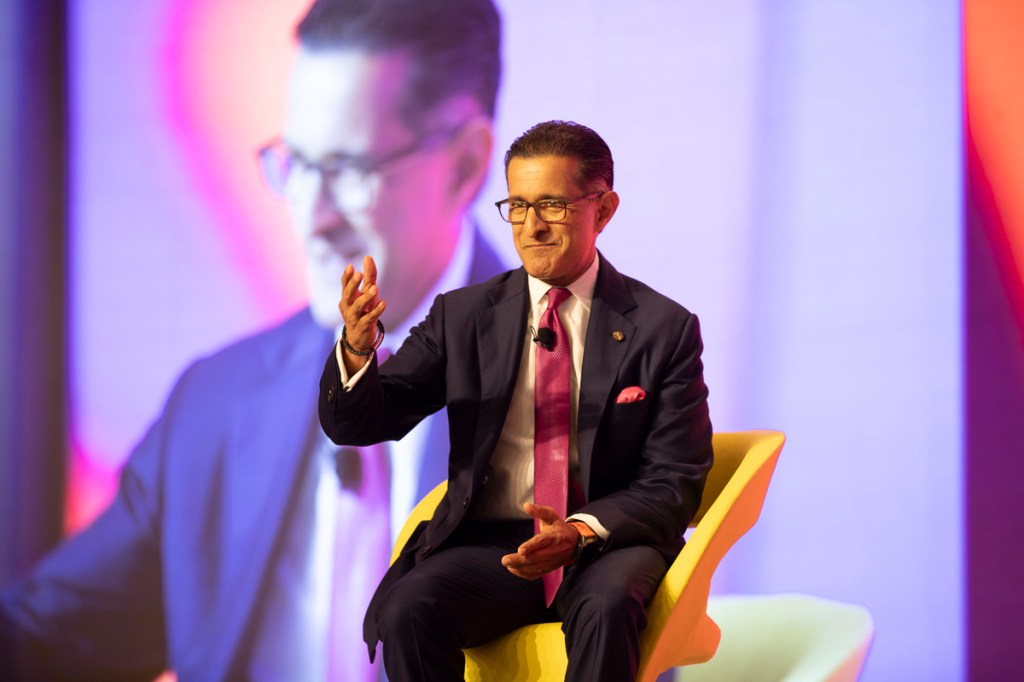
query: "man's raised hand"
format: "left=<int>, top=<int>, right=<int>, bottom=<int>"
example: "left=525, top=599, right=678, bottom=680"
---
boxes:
left=338, top=255, right=387, bottom=369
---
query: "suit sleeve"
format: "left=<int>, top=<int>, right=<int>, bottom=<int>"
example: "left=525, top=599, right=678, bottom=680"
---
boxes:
left=319, top=294, right=450, bottom=447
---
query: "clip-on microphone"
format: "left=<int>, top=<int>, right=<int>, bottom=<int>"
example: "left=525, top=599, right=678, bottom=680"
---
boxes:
left=531, top=325, right=556, bottom=351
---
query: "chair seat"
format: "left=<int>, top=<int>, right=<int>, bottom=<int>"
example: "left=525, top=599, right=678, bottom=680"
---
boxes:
left=465, top=622, right=567, bottom=682
left=463, top=613, right=723, bottom=682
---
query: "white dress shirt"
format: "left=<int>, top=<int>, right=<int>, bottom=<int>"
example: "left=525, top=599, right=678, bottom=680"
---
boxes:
left=471, top=254, right=608, bottom=539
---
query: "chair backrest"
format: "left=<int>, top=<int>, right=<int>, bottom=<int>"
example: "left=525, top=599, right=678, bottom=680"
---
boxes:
left=690, top=431, right=782, bottom=527
left=637, top=429, right=785, bottom=681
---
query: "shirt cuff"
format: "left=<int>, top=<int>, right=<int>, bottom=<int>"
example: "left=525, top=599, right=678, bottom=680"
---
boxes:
left=566, top=513, right=609, bottom=542
left=335, top=339, right=374, bottom=390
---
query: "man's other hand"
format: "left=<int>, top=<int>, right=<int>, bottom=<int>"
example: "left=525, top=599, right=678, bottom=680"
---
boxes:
left=501, top=503, right=579, bottom=579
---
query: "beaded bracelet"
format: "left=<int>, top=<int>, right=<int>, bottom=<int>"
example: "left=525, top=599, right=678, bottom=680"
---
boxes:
left=341, top=320, right=385, bottom=356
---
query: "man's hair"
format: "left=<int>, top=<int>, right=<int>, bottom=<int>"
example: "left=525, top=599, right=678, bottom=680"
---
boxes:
left=504, top=120, right=614, bottom=191
left=296, top=0, right=501, bottom=132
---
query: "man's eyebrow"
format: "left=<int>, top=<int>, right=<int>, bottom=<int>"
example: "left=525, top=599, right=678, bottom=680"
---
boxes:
left=507, top=193, right=570, bottom=202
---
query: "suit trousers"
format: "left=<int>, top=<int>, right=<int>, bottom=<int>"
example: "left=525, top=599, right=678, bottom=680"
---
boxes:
left=373, top=520, right=669, bottom=682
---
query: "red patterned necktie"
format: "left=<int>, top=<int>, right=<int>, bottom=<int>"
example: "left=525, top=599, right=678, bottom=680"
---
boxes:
left=534, top=287, right=572, bottom=606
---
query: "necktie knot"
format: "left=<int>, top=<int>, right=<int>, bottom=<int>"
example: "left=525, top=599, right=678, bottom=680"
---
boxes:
left=545, top=287, right=571, bottom=311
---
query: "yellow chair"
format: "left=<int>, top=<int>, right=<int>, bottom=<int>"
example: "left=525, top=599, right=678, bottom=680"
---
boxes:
left=388, top=429, right=786, bottom=682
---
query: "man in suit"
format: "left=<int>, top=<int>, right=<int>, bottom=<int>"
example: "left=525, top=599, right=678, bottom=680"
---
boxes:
left=0, top=0, right=503, bottom=680
left=320, top=120, right=714, bottom=681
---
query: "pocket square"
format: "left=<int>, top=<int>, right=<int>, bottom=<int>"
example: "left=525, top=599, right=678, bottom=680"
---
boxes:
left=615, top=386, right=646, bottom=403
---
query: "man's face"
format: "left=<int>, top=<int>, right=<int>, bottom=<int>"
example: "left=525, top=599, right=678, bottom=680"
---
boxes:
left=506, top=155, right=613, bottom=287
left=284, top=49, right=467, bottom=327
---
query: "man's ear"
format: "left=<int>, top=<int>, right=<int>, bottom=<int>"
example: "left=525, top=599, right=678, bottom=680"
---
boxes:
left=448, top=116, right=494, bottom=207
left=595, top=190, right=620, bottom=232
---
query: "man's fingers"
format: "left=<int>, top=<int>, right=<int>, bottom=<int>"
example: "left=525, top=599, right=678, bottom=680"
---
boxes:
left=361, top=284, right=380, bottom=314
left=342, top=270, right=364, bottom=306
left=339, top=264, right=384, bottom=318
left=501, top=552, right=540, bottom=579
left=506, top=567, right=540, bottom=580
left=336, top=258, right=386, bottom=351
left=363, top=255, right=378, bottom=288
left=361, top=298, right=387, bottom=324
left=348, top=299, right=386, bottom=336
left=340, top=264, right=352, bottom=289
left=502, top=550, right=559, bottom=580
left=523, top=502, right=561, bottom=525
left=338, top=267, right=362, bottom=322
left=517, top=533, right=557, bottom=556
left=361, top=256, right=380, bottom=313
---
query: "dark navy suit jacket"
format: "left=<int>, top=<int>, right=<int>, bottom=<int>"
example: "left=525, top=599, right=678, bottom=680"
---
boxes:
left=317, top=253, right=714, bottom=656
left=0, top=231, right=505, bottom=681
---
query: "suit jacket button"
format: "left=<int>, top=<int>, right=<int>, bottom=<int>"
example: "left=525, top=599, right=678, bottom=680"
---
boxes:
left=422, top=544, right=432, bottom=556
left=327, top=385, right=336, bottom=402
left=462, top=497, right=470, bottom=509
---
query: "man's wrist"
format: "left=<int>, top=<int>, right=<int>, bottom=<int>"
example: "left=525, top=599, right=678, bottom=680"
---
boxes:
left=567, top=520, right=597, bottom=540
left=566, top=520, right=602, bottom=565
left=341, top=320, right=386, bottom=356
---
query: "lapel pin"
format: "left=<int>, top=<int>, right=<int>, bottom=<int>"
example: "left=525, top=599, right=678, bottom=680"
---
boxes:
left=612, top=331, right=625, bottom=342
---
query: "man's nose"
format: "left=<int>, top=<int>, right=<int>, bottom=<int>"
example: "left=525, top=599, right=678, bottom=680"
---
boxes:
left=522, top=206, right=549, bottom=236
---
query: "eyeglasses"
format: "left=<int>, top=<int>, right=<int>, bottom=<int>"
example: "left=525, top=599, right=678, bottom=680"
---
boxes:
left=494, top=192, right=606, bottom=224
left=258, top=125, right=461, bottom=213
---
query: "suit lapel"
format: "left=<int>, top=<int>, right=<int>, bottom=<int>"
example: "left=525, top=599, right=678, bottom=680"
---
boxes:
left=577, top=256, right=637, bottom=491
left=472, top=269, right=529, bottom=465
left=465, top=258, right=637, bottom=490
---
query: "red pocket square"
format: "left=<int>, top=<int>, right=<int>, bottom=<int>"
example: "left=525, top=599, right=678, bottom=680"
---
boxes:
left=615, top=386, right=646, bottom=403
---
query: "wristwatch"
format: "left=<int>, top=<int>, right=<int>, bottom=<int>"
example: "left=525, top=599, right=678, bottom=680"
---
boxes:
left=567, top=520, right=603, bottom=565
